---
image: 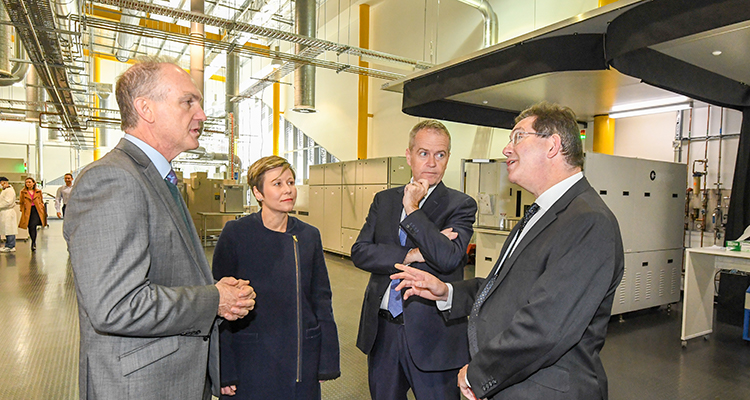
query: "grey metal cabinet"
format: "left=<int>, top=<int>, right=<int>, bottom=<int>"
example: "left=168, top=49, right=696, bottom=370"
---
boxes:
left=307, top=157, right=410, bottom=256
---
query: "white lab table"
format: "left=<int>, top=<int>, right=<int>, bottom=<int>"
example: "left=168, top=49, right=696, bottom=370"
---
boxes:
left=682, top=247, right=750, bottom=347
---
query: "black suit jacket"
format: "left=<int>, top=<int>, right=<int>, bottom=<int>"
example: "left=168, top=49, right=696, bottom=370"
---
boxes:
left=449, top=177, right=624, bottom=400
left=351, top=181, right=477, bottom=371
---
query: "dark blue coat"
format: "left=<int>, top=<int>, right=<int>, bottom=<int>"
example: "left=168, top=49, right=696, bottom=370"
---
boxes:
left=212, top=212, right=340, bottom=399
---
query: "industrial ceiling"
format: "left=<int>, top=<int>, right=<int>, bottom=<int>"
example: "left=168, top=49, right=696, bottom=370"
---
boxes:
left=0, top=0, right=430, bottom=148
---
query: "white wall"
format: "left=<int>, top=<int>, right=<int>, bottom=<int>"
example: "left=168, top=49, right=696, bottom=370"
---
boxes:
left=614, top=112, right=679, bottom=162
left=613, top=105, right=741, bottom=190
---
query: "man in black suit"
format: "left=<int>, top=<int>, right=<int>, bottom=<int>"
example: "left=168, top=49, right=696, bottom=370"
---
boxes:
left=393, top=102, right=625, bottom=400
left=351, top=120, right=477, bottom=400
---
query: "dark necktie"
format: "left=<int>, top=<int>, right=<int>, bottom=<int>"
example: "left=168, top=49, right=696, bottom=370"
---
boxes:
left=164, top=169, right=190, bottom=229
left=467, top=202, right=540, bottom=356
left=388, top=227, right=408, bottom=318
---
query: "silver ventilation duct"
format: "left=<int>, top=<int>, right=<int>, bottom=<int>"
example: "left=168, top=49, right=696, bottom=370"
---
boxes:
left=0, top=1, right=29, bottom=85
left=190, top=0, right=204, bottom=101
left=25, top=64, right=41, bottom=122
left=116, top=7, right=142, bottom=62
left=293, top=0, right=316, bottom=113
left=226, top=51, right=239, bottom=130
left=455, top=0, right=498, bottom=48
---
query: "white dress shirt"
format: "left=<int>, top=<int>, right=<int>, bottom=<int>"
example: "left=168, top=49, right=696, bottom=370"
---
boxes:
left=124, top=134, right=172, bottom=179
left=380, top=181, right=438, bottom=311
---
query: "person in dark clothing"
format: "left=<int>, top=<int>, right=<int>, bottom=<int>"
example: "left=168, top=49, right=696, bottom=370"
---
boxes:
left=19, top=177, right=47, bottom=251
left=212, top=155, right=340, bottom=399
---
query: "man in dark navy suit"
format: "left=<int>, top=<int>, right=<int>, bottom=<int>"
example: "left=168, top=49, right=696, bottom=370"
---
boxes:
left=393, top=102, right=624, bottom=400
left=351, top=120, right=477, bottom=400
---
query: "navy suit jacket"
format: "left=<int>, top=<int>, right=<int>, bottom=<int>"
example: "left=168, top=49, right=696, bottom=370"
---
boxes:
left=351, top=181, right=477, bottom=371
left=448, top=178, right=624, bottom=400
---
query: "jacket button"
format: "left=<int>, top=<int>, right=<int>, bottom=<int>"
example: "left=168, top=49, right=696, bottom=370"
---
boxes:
left=203, top=336, right=209, bottom=341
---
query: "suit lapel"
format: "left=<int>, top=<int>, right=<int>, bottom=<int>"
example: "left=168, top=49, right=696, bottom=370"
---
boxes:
left=393, top=186, right=406, bottom=245
left=420, top=182, right=447, bottom=221
left=480, top=178, right=592, bottom=303
left=116, top=140, right=209, bottom=282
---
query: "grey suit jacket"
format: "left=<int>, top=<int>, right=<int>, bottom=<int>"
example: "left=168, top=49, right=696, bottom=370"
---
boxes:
left=449, top=178, right=624, bottom=400
left=64, top=139, right=221, bottom=400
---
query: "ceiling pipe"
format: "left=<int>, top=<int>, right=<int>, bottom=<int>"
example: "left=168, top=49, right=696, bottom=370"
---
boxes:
left=293, top=0, right=316, bottom=113
left=455, top=0, right=498, bottom=48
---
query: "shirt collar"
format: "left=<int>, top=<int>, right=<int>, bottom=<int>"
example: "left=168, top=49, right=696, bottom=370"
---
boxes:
left=534, top=172, right=584, bottom=212
left=124, top=134, right=172, bottom=179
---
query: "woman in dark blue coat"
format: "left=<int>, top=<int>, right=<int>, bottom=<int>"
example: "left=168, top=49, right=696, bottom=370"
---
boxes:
left=213, top=155, right=340, bottom=399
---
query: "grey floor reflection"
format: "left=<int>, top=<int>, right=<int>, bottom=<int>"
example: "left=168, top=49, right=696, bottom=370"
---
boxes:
left=1, top=221, right=750, bottom=399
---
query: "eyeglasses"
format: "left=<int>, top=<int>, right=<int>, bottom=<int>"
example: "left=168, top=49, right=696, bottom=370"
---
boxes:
left=508, top=130, right=543, bottom=146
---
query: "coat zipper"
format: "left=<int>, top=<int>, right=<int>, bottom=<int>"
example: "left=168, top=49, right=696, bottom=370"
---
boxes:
left=293, top=234, right=302, bottom=383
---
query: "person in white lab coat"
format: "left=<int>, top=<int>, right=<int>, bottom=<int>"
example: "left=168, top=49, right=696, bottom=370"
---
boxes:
left=0, top=177, right=18, bottom=253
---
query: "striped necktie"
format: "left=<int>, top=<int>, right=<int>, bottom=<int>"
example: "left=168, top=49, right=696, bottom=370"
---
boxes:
left=467, top=202, right=540, bottom=356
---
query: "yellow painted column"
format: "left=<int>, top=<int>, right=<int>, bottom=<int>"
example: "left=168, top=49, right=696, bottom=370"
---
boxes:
left=593, top=115, right=615, bottom=154
left=273, top=81, right=280, bottom=156
left=357, top=4, right=370, bottom=160
left=94, top=56, right=102, bottom=161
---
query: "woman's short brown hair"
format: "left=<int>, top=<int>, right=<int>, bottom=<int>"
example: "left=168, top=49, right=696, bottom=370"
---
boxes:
left=247, top=156, right=296, bottom=204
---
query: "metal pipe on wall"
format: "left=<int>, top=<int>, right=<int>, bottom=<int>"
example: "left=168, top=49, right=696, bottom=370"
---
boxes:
left=36, top=125, right=43, bottom=184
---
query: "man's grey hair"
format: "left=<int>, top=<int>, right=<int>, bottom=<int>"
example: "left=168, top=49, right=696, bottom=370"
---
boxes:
left=408, top=120, right=452, bottom=151
left=515, top=101, right=584, bottom=169
left=115, top=56, right=179, bottom=131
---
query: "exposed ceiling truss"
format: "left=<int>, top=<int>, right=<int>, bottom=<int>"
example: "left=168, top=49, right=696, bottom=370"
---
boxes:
left=0, top=0, right=434, bottom=148
left=2, top=0, right=86, bottom=141
left=88, top=0, right=432, bottom=73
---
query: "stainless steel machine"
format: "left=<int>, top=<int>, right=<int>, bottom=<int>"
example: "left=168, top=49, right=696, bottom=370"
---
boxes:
left=462, top=153, right=687, bottom=315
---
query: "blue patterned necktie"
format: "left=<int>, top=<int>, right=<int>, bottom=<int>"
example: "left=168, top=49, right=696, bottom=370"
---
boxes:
left=467, top=202, right=540, bottom=356
left=388, top=227, right=409, bottom=318
left=164, top=169, right=189, bottom=229
left=165, top=169, right=178, bottom=185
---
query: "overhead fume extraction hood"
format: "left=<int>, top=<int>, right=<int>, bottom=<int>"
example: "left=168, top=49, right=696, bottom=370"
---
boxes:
left=384, top=0, right=750, bottom=129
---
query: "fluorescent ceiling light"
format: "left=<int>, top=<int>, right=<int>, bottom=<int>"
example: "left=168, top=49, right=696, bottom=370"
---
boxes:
left=611, top=96, right=689, bottom=112
left=609, top=103, right=692, bottom=119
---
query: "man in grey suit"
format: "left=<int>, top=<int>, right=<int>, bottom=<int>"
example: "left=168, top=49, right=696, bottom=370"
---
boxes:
left=64, top=59, right=256, bottom=400
left=392, top=102, right=624, bottom=400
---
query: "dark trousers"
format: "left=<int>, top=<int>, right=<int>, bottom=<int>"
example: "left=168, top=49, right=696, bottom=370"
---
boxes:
left=368, top=313, right=460, bottom=400
left=28, top=206, right=41, bottom=245
left=62, top=204, right=66, bottom=217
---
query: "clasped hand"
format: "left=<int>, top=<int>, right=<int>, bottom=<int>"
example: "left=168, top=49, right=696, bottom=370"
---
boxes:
left=216, top=277, right=256, bottom=320
left=402, top=179, right=430, bottom=214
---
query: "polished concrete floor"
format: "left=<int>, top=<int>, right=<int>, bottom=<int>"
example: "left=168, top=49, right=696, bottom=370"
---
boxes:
left=2, top=220, right=750, bottom=399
